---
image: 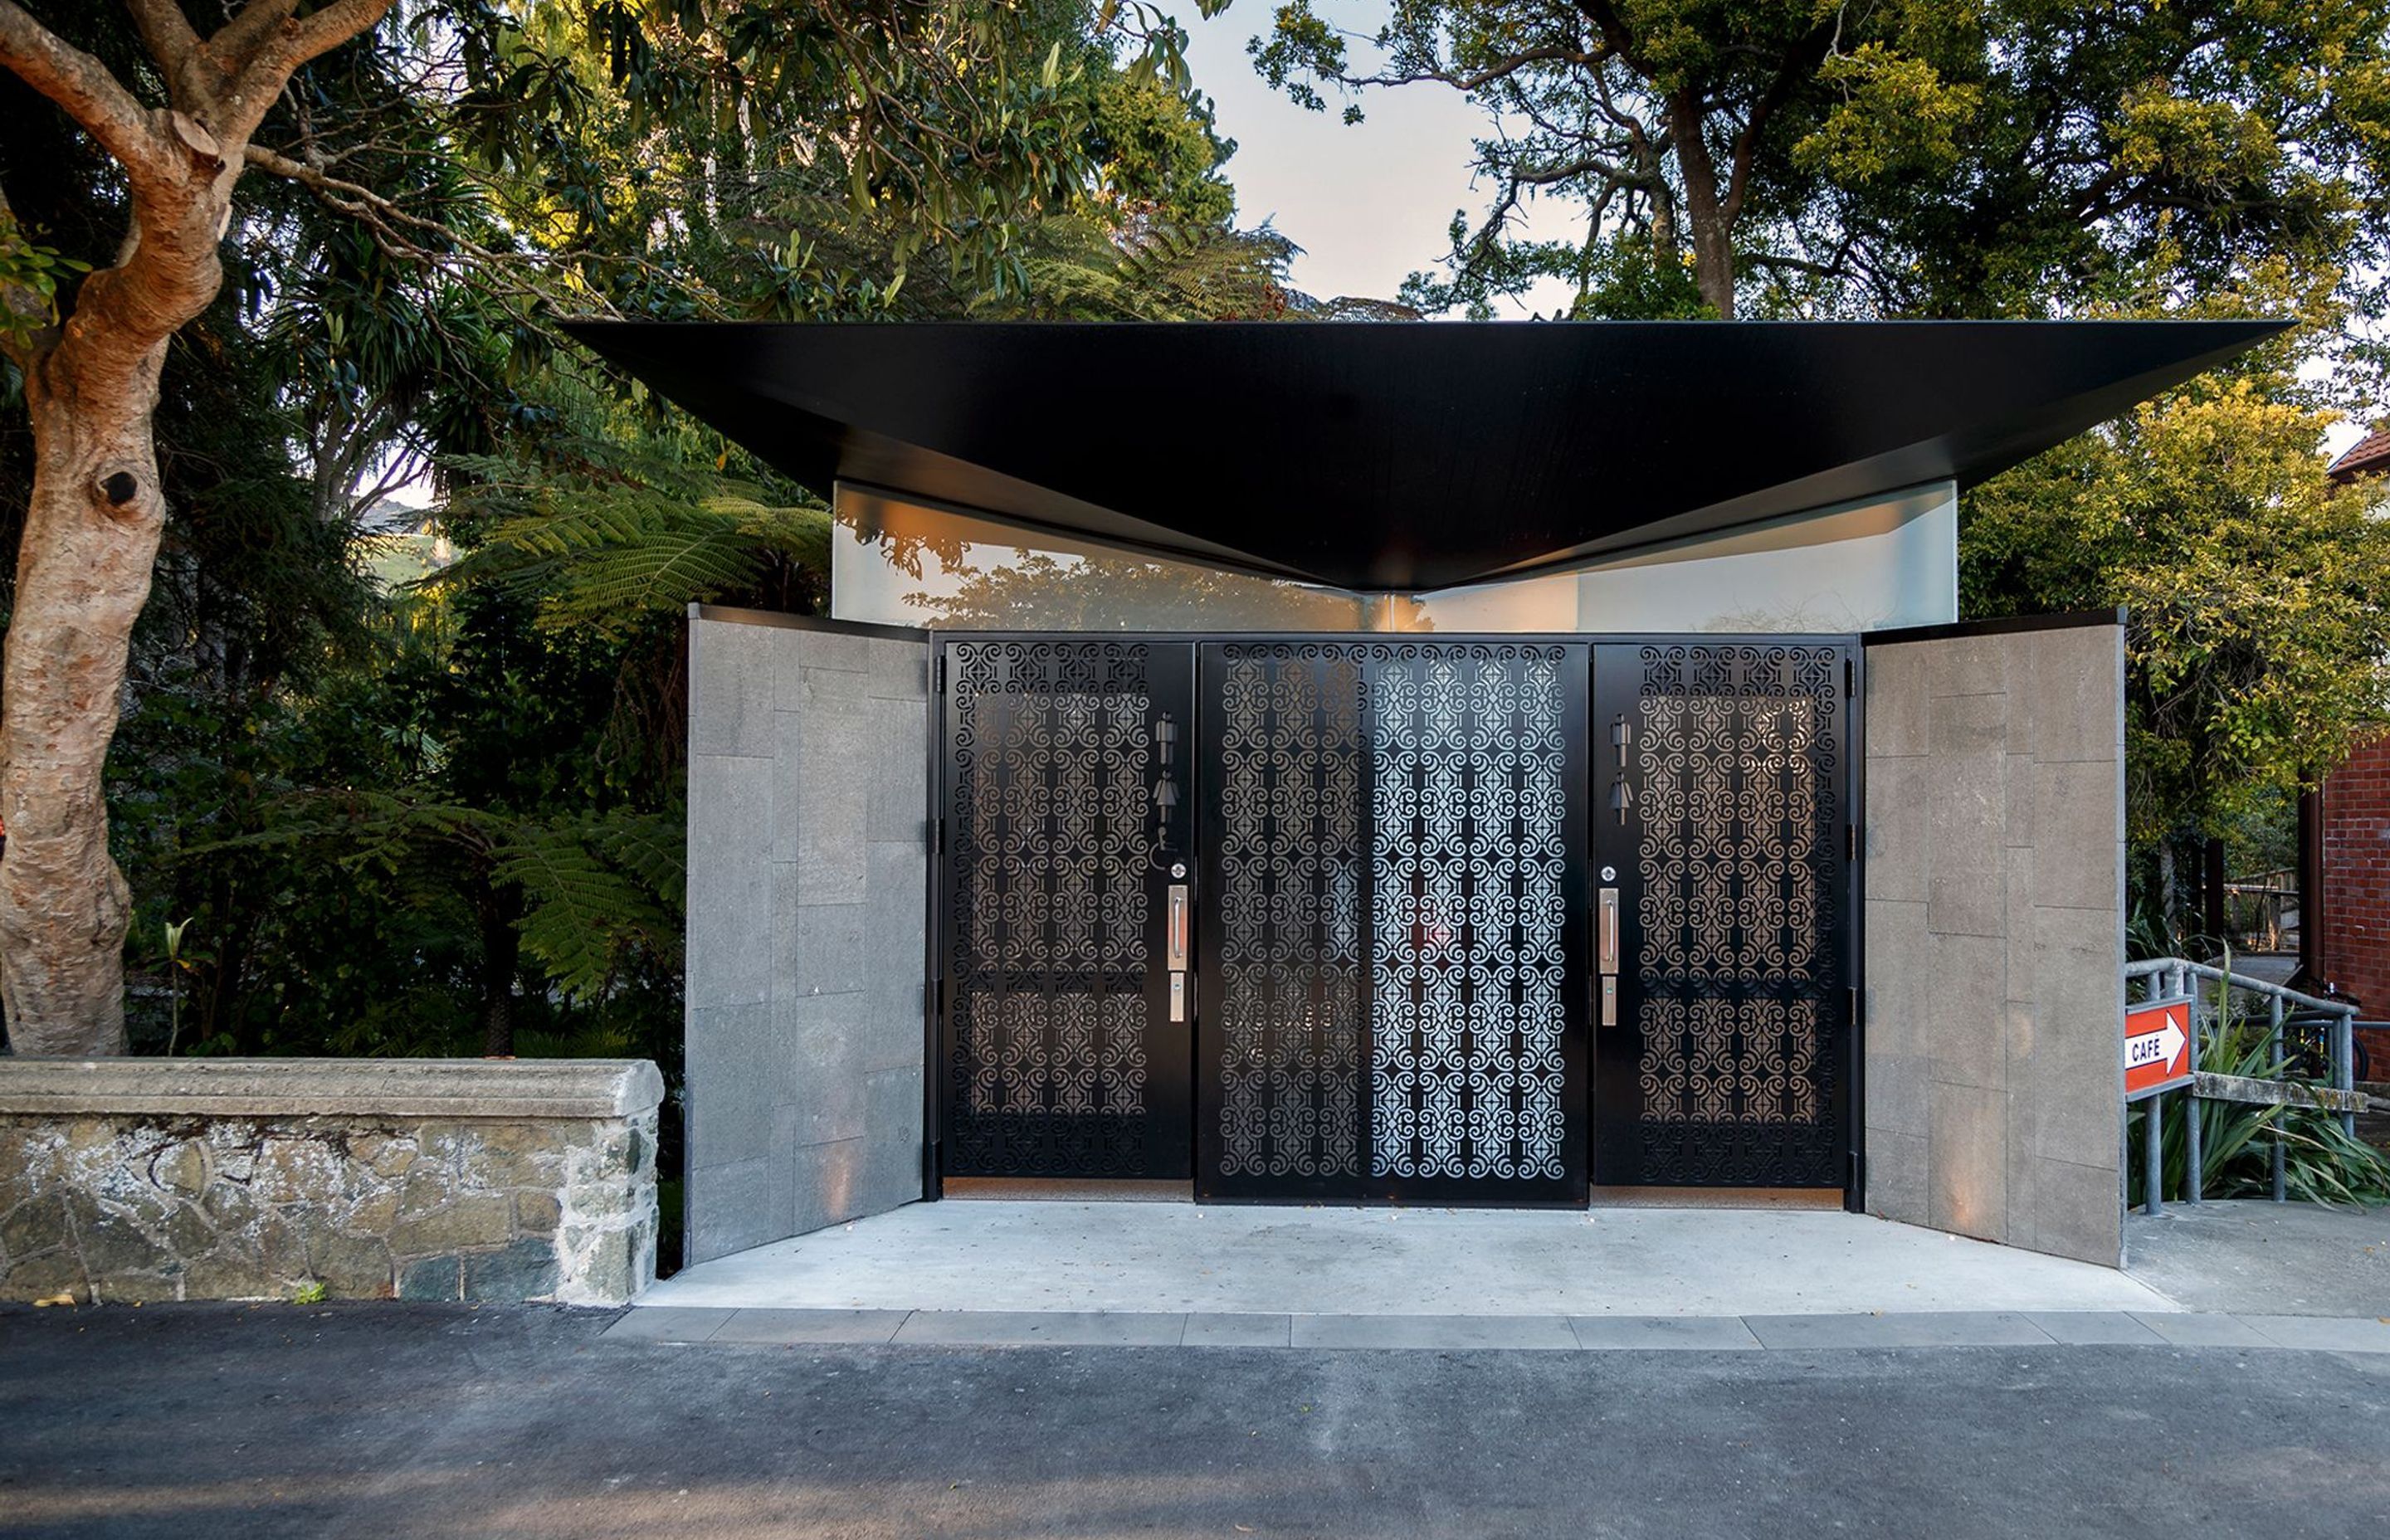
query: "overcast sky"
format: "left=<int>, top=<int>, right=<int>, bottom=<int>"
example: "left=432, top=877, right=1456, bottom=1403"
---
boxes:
left=1178, top=10, right=1580, bottom=314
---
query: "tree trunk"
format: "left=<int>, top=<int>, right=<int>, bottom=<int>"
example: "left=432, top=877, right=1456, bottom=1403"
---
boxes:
left=0, top=348, right=176, bottom=1056
left=0, top=0, right=402, bottom=1056
left=478, top=882, right=524, bottom=1057
left=1663, top=93, right=1738, bottom=317
left=2156, top=841, right=2180, bottom=950
left=2202, top=836, right=2229, bottom=958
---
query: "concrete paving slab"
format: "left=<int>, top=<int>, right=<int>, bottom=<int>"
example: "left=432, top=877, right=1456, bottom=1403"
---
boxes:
left=2124, top=1201, right=2390, bottom=1316
left=891, top=1310, right=1186, bottom=1347
left=600, top=1306, right=729, bottom=1343
left=1289, top=1313, right=1580, bottom=1351
left=1181, top=1313, right=1293, bottom=1347
left=2025, top=1312, right=2167, bottom=1345
left=2133, top=1312, right=2274, bottom=1348
left=595, top=1305, right=2390, bottom=1355
left=2241, top=1314, right=2390, bottom=1353
left=1744, top=1312, right=2054, bottom=1348
left=710, top=1308, right=907, bottom=1344
left=641, top=1201, right=2173, bottom=1317
left=18, top=1304, right=2390, bottom=1538
left=1568, top=1315, right=1763, bottom=1350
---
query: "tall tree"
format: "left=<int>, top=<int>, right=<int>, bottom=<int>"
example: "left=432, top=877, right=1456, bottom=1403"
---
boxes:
left=0, top=0, right=400, bottom=1055
left=0, top=1, right=1204, bottom=1055
left=1250, top=0, right=2390, bottom=326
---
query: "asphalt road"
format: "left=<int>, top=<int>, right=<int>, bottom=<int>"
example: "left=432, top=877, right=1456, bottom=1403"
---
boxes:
left=4, top=1303, right=2388, bottom=1539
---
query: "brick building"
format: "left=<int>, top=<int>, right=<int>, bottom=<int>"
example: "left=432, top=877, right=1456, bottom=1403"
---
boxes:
left=2306, top=423, right=2390, bottom=1067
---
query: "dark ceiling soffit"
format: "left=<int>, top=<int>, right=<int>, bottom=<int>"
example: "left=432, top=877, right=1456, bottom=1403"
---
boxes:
left=563, top=319, right=2290, bottom=594
left=1473, top=323, right=2278, bottom=583
left=558, top=330, right=1313, bottom=580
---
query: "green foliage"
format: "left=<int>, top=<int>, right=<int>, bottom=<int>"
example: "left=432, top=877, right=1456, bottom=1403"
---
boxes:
left=1963, top=334, right=2390, bottom=876
left=438, top=405, right=832, bottom=636
left=0, top=211, right=85, bottom=346
left=199, top=792, right=682, bottom=1006
left=1793, top=46, right=1981, bottom=185
left=1251, top=0, right=2390, bottom=337
left=1084, top=67, right=1239, bottom=227
left=2, top=0, right=1313, bottom=1089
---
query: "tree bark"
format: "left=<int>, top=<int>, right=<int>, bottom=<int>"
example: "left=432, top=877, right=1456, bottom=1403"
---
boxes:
left=0, top=0, right=397, bottom=1055
left=1663, top=91, right=1737, bottom=317
left=0, top=348, right=180, bottom=1055
left=0, top=114, right=236, bottom=1056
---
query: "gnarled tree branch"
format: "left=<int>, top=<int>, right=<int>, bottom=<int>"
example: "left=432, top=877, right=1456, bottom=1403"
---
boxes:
left=123, top=0, right=200, bottom=76
left=281, top=0, right=401, bottom=70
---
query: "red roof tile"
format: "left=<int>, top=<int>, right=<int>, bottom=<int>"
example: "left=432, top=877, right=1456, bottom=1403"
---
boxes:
left=2329, top=424, right=2390, bottom=482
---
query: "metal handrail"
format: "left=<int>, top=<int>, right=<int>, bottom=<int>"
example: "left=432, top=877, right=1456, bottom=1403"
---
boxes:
left=2123, top=956, right=2362, bottom=1211
left=2124, top=957, right=2354, bottom=1021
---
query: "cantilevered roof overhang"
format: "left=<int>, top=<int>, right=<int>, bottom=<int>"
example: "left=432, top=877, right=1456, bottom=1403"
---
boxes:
left=564, top=319, right=2287, bottom=593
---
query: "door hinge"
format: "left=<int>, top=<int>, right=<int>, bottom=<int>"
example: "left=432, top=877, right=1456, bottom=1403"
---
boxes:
left=1843, top=657, right=1855, bottom=697
left=1846, top=823, right=1857, bottom=862
left=929, top=814, right=944, bottom=855
left=1849, top=984, right=1860, bottom=1022
left=1848, top=1149, right=1866, bottom=1192
left=934, top=651, right=947, bottom=693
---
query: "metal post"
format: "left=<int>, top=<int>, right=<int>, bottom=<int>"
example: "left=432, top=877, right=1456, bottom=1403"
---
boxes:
left=2184, top=1085, right=2202, bottom=1205
left=2337, top=1010, right=2357, bottom=1139
left=2144, top=1095, right=2165, bottom=1216
left=2271, top=995, right=2289, bottom=1202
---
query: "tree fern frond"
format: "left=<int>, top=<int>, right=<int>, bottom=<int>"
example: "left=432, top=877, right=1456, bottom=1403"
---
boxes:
left=493, top=816, right=681, bottom=1000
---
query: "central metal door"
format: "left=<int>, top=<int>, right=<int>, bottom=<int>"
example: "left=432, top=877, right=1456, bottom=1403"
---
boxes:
left=1590, top=641, right=1856, bottom=1191
left=1193, top=641, right=1592, bottom=1203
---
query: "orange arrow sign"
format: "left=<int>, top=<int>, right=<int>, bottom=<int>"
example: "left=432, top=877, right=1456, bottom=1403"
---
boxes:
left=2124, top=998, right=2194, bottom=1098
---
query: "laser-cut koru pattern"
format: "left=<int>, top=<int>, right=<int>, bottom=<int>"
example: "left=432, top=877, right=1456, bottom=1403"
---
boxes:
left=1211, top=644, right=1569, bottom=1187
left=1213, top=646, right=1365, bottom=1178
left=1633, top=645, right=1842, bottom=1185
left=1369, top=648, right=1568, bottom=1182
left=946, top=641, right=1154, bottom=1176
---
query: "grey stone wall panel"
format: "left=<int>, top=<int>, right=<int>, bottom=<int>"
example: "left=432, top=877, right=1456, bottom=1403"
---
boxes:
left=686, top=753, right=776, bottom=1011
left=690, top=618, right=779, bottom=758
left=1863, top=621, right=2126, bottom=1266
left=685, top=614, right=929, bottom=1266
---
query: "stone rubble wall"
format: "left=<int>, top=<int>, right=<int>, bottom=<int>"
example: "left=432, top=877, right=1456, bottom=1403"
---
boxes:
left=0, top=1060, right=662, bottom=1306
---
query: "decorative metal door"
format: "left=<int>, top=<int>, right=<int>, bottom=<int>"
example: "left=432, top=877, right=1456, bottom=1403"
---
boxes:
left=1194, top=642, right=1591, bottom=1203
left=938, top=639, right=1194, bottom=1178
left=1590, top=642, right=1856, bottom=1190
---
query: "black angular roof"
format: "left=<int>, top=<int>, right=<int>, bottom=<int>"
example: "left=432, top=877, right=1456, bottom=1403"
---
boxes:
left=565, top=319, right=2285, bottom=592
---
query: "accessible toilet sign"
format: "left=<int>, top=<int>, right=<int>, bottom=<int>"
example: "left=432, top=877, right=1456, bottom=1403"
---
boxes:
left=2124, top=997, right=2194, bottom=1100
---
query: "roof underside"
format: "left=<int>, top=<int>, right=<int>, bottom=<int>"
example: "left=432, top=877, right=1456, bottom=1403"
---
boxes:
left=565, top=319, right=2287, bottom=593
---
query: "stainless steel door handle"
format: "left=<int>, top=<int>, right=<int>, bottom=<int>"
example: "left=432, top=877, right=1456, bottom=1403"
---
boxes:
left=1597, top=886, right=1620, bottom=1026
left=1167, top=883, right=1190, bottom=1021
left=1166, top=885, right=1189, bottom=971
